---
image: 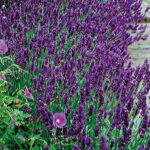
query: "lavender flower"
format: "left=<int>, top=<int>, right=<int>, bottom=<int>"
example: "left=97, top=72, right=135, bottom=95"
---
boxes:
left=73, top=144, right=81, bottom=150
left=110, top=139, right=115, bottom=149
left=84, top=137, right=92, bottom=146
left=138, top=145, right=146, bottom=150
left=8, top=83, right=12, bottom=89
left=88, top=105, right=95, bottom=116
left=100, top=135, right=108, bottom=150
left=44, top=145, right=49, bottom=150
left=95, top=124, right=100, bottom=136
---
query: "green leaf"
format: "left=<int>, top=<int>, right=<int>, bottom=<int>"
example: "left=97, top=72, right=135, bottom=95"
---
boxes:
left=14, top=109, right=31, bottom=119
left=0, top=79, right=8, bottom=93
left=3, top=95, right=17, bottom=105
left=78, top=78, right=85, bottom=89
left=31, top=146, right=41, bottom=150
left=16, top=89, right=24, bottom=97
left=50, top=146, right=57, bottom=150
left=1, top=68, right=12, bottom=75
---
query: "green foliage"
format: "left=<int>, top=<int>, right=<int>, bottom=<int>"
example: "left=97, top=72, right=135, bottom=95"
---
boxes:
left=0, top=53, right=72, bottom=149
left=0, top=79, right=8, bottom=93
left=0, top=55, right=48, bottom=149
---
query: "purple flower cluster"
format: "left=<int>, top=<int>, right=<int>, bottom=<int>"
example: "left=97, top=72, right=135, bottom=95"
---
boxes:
left=1, top=0, right=150, bottom=149
left=100, top=135, right=108, bottom=150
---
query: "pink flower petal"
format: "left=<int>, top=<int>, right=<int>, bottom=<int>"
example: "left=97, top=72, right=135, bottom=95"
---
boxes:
left=24, top=87, right=34, bottom=99
left=53, top=113, right=67, bottom=128
left=0, top=39, right=8, bottom=55
left=18, top=136, right=25, bottom=141
left=0, top=73, right=6, bottom=80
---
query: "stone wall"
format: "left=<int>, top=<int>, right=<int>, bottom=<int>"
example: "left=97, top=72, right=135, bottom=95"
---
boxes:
left=128, top=1, right=150, bottom=67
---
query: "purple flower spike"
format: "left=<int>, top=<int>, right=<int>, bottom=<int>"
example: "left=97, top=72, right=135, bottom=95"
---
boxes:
left=44, top=145, right=49, bottom=150
left=53, top=113, right=67, bottom=128
left=0, top=39, right=8, bottom=55
left=73, top=144, right=81, bottom=150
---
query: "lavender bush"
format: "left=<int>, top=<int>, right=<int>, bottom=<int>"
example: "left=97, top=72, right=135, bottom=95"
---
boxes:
left=0, top=0, right=150, bottom=149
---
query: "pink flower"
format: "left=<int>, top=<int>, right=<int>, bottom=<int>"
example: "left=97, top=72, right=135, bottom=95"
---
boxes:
left=0, top=39, right=8, bottom=55
left=24, top=87, right=34, bottom=99
left=53, top=113, right=67, bottom=128
left=10, top=124, right=14, bottom=129
left=0, top=73, right=6, bottom=80
left=10, top=115, right=16, bottom=122
left=18, top=136, right=25, bottom=141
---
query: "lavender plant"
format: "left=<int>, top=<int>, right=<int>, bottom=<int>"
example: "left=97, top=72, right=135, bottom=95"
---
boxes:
left=0, top=0, right=150, bottom=149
